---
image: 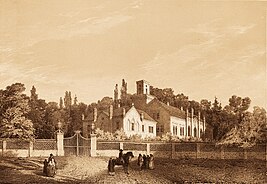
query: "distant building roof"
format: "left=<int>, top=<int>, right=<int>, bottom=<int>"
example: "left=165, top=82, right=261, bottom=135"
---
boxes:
left=148, top=98, right=186, bottom=119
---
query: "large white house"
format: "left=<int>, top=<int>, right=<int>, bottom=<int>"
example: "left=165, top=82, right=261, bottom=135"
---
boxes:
left=83, top=79, right=206, bottom=140
left=133, top=80, right=206, bottom=139
left=82, top=104, right=157, bottom=138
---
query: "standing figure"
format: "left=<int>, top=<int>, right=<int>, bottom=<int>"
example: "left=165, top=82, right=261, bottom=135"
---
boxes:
left=43, top=159, right=48, bottom=175
left=108, top=158, right=115, bottom=176
left=142, top=154, right=147, bottom=170
left=47, top=153, right=56, bottom=177
left=137, top=154, right=144, bottom=170
left=149, top=154, right=155, bottom=170
left=146, top=155, right=150, bottom=169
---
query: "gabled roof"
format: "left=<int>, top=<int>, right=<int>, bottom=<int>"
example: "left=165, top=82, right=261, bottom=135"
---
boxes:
left=148, top=98, right=185, bottom=119
left=136, top=109, right=156, bottom=122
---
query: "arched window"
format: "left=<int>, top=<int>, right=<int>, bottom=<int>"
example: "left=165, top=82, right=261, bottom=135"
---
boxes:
left=194, top=127, right=197, bottom=137
left=188, top=126, right=191, bottom=136
left=128, top=120, right=131, bottom=131
left=131, top=122, right=134, bottom=131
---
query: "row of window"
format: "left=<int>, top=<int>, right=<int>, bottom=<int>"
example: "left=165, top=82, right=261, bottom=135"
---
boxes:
left=173, top=125, right=203, bottom=137
left=130, top=122, right=154, bottom=133
left=173, top=126, right=184, bottom=136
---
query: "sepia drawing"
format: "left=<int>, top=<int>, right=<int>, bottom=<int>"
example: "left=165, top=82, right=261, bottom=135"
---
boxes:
left=0, top=0, right=266, bottom=183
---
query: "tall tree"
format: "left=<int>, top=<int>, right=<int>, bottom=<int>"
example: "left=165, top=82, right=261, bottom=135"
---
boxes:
left=64, top=91, right=72, bottom=109
left=59, top=97, right=63, bottom=109
left=73, top=95, right=78, bottom=106
left=0, top=83, right=34, bottom=140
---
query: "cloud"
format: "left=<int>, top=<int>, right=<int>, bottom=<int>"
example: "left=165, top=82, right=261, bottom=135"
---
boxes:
left=0, top=61, right=66, bottom=88
left=69, top=14, right=132, bottom=35
left=130, top=0, right=144, bottom=9
left=228, top=24, right=256, bottom=34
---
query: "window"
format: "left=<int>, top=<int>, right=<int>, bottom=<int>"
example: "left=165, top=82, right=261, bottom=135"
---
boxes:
left=131, top=123, right=134, bottom=131
left=116, top=122, right=120, bottom=129
left=160, top=125, right=164, bottom=132
left=173, top=126, right=178, bottom=135
left=194, top=127, right=197, bottom=137
left=188, top=126, right=191, bottom=136
left=138, top=85, right=142, bottom=94
left=180, top=127, right=184, bottom=136
left=142, top=125, right=145, bottom=132
left=157, top=112, right=160, bottom=119
left=200, top=129, right=203, bottom=137
left=149, top=126, right=153, bottom=133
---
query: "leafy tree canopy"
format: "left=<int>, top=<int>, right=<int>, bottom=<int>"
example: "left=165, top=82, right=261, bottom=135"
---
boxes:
left=0, top=83, right=34, bottom=140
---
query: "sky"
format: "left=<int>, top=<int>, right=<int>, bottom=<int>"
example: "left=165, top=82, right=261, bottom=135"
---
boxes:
left=0, top=0, right=266, bottom=109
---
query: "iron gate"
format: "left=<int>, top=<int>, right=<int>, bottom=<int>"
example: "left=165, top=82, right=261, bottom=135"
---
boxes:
left=63, top=131, right=91, bottom=156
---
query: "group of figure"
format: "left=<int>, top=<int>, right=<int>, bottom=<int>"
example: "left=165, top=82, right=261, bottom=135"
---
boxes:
left=137, top=154, right=155, bottom=170
left=43, top=153, right=57, bottom=177
left=108, top=149, right=134, bottom=175
left=108, top=149, right=155, bottom=176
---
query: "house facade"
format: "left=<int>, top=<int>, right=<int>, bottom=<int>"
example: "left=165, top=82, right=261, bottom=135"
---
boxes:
left=83, top=79, right=206, bottom=140
left=82, top=105, right=157, bottom=138
left=133, top=80, right=206, bottom=139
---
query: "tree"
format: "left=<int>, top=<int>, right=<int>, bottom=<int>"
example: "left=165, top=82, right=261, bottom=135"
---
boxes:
left=228, top=95, right=251, bottom=124
left=162, top=88, right=174, bottom=104
left=28, top=98, right=48, bottom=138
left=64, top=91, right=72, bottom=109
left=97, top=97, right=113, bottom=111
left=219, top=106, right=266, bottom=147
left=0, top=83, right=34, bottom=140
left=189, top=100, right=200, bottom=114
left=150, top=87, right=164, bottom=101
left=73, top=95, right=78, bottom=106
left=200, top=99, right=211, bottom=114
left=207, top=97, right=223, bottom=140
left=150, top=87, right=175, bottom=105
left=30, top=86, right=38, bottom=102
left=44, top=102, right=62, bottom=138
left=59, top=97, right=63, bottom=109
left=174, top=93, right=190, bottom=110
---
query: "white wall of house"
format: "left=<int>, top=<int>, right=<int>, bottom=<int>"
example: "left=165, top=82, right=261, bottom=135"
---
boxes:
left=123, top=106, right=157, bottom=138
left=140, top=119, right=157, bottom=138
left=170, top=116, right=186, bottom=138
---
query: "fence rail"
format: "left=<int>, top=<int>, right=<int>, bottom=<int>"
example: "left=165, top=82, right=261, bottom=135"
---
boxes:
left=95, top=141, right=266, bottom=160
left=1, top=135, right=265, bottom=160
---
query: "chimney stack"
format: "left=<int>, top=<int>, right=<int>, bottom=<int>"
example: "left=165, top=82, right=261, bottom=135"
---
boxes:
left=122, top=108, right=126, bottom=117
left=109, top=105, right=113, bottom=120
left=93, top=107, right=97, bottom=122
left=82, top=113, right=85, bottom=120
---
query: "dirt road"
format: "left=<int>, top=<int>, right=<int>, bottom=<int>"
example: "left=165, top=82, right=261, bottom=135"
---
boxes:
left=0, top=156, right=266, bottom=184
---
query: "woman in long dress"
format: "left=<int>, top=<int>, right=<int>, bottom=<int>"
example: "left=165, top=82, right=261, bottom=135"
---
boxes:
left=149, top=154, right=155, bottom=170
